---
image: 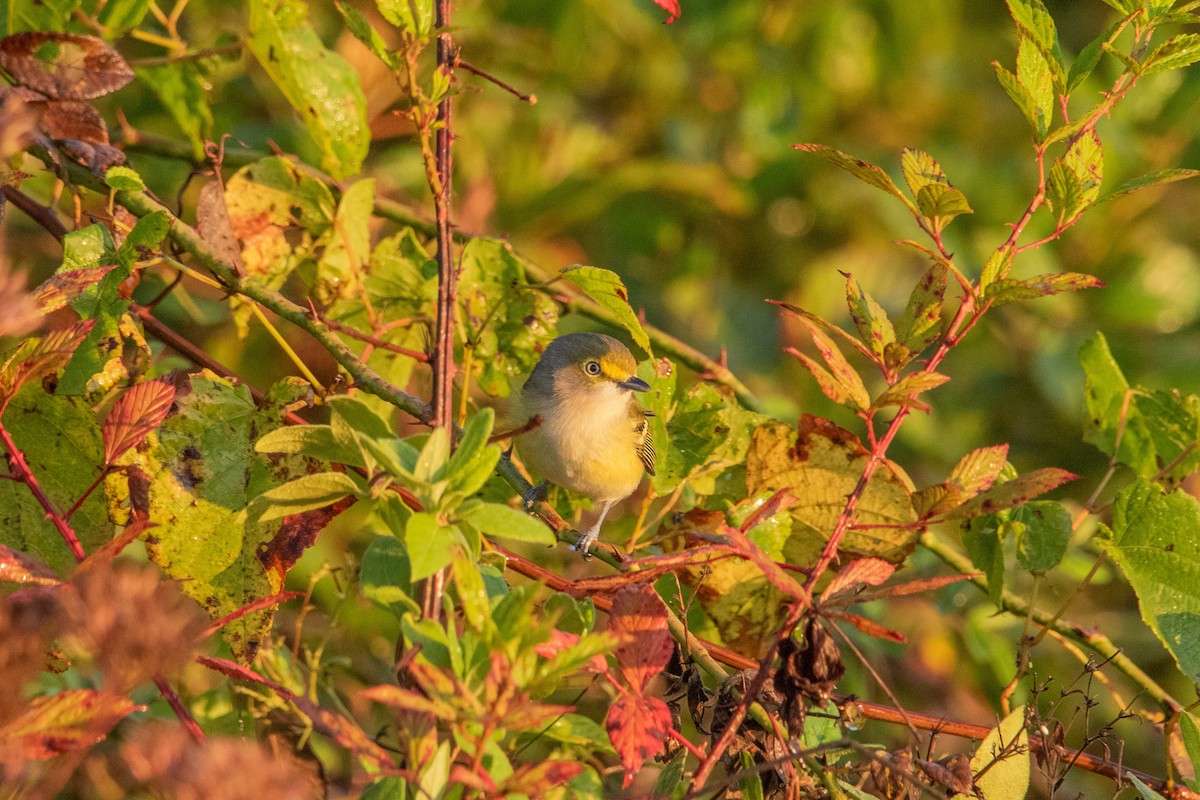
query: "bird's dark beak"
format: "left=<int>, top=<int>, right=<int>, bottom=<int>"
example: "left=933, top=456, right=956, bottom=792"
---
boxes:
left=618, top=376, right=651, bottom=392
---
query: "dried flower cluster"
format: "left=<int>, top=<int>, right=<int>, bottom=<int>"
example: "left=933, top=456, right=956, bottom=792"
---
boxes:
left=121, top=725, right=323, bottom=800
left=65, top=562, right=209, bottom=691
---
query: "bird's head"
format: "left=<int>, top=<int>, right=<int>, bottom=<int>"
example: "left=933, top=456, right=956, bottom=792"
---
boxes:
left=530, top=332, right=650, bottom=397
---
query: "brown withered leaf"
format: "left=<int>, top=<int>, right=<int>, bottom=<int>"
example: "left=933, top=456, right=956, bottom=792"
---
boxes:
left=870, top=748, right=918, bottom=800
left=0, top=88, right=40, bottom=161
left=102, top=377, right=176, bottom=466
left=608, top=584, right=675, bottom=693
left=606, top=692, right=671, bottom=789
left=196, top=179, right=247, bottom=277
left=0, top=689, right=142, bottom=760
left=39, top=100, right=109, bottom=144
left=257, top=496, right=355, bottom=582
left=918, top=754, right=973, bottom=795
left=0, top=33, right=134, bottom=100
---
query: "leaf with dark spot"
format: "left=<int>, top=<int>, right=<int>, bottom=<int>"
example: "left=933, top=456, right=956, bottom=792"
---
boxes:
left=0, top=33, right=134, bottom=100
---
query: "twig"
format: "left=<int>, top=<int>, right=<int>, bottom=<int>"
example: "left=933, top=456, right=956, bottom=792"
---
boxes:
left=457, top=59, right=537, bottom=104
left=430, top=0, right=457, bottom=432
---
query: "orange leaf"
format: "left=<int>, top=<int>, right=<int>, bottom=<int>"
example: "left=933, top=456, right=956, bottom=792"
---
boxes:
left=290, top=694, right=395, bottom=772
left=102, top=378, right=176, bottom=466
left=608, top=584, right=674, bottom=692
left=823, top=558, right=895, bottom=600
left=0, top=689, right=142, bottom=760
left=606, top=692, right=671, bottom=788
left=0, top=319, right=95, bottom=400
left=945, top=467, right=1079, bottom=520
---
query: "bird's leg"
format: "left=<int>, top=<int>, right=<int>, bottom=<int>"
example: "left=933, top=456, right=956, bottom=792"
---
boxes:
left=522, top=481, right=549, bottom=511
left=573, top=499, right=615, bottom=559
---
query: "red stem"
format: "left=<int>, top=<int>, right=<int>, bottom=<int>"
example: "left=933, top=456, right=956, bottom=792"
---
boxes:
left=0, top=417, right=86, bottom=561
left=431, top=0, right=457, bottom=431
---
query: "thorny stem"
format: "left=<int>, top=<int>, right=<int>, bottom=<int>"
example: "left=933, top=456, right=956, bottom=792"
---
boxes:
left=431, top=0, right=457, bottom=433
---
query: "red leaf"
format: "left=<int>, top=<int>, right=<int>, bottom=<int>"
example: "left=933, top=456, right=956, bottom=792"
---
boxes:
left=0, top=689, right=142, bottom=760
left=102, top=378, right=176, bottom=466
left=945, top=467, right=1080, bottom=520
left=652, top=0, right=681, bottom=23
left=0, top=544, right=60, bottom=586
left=534, top=629, right=607, bottom=673
left=503, top=759, right=585, bottom=794
left=608, top=585, right=674, bottom=692
left=606, top=692, right=671, bottom=788
left=32, top=266, right=116, bottom=313
left=823, top=558, right=894, bottom=600
left=0, top=319, right=95, bottom=400
left=849, top=572, right=977, bottom=605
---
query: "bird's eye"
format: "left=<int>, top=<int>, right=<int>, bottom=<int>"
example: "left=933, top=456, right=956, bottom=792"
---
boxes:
left=584, top=360, right=602, bottom=376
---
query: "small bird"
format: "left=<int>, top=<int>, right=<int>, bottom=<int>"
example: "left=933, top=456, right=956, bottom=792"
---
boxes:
left=514, top=332, right=656, bottom=556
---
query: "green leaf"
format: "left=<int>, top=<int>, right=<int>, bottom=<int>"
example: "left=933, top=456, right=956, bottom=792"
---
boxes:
left=104, top=165, right=145, bottom=192
left=1080, top=332, right=1200, bottom=483
left=247, top=471, right=361, bottom=521
left=962, top=515, right=1005, bottom=607
left=125, top=371, right=315, bottom=661
left=994, top=63, right=1042, bottom=137
left=459, top=239, right=558, bottom=396
left=560, top=265, right=651, bottom=356
left=971, top=705, right=1029, bottom=799
left=844, top=272, right=895, bottom=362
left=255, top=424, right=347, bottom=461
left=979, top=248, right=1014, bottom=294
left=1005, top=0, right=1065, bottom=90
left=90, top=0, right=151, bottom=36
left=738, top=751, right=765, bottom=800
left=247, top=0, right=369, bottom=179
left=443, top=410, right=501, bottom=501
left=360, top=777, right=408, bottom=800
left=873, top=371, right=950, bottom=413
left=459, top=501, right=554, bottom=545
left=360, top=535, right=420, bottom=617
left=1127, top=775, right=1169, bottom=800
left=1102, top=480, right=1200, bottom=682
left=1142, top=33, right=1200, bottom=74
left=983, top=272, right=1104, bottom=307
left=0, top=388, right=109, bottom=573
left=915, top=183, right=973, bottom=225
left=1099, top=168, right=1200, bottom=204
left=414, top=426, right=450, bottom=484
left=895, top=262, right=947, bottom=351
left=316, top=178, right=375, bottom=303
left=337, top=1, right=400, bottom=68
left=1011, top=500, right=1071, bottom=573
left=376, top=0, right=432, bottom=39
left=119, top=211, right=169, bottom=259
left=1044, top=131, right=1103, bottom=225
left=794, top=143, right=916, bottom=214
left=405, top=512, right=456, bottom=581
left=136, top=61, right=214, bottom=160
left=1067, top=25, right=1111, bottom=93
left=1015, top=34, right=1055, bottom=138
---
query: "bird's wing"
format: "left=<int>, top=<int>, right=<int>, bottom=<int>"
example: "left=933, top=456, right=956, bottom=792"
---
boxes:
left=633, top=412, right=656, bottom=476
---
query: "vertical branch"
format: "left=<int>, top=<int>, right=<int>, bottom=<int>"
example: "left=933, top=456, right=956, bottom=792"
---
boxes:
left=431, top=0, right=457, bottom=432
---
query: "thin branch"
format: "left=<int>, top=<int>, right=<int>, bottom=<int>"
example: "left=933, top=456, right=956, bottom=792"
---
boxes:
left=430, top=0, right=457, bottom=432
left=457, top=59, right=537, bottom=104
